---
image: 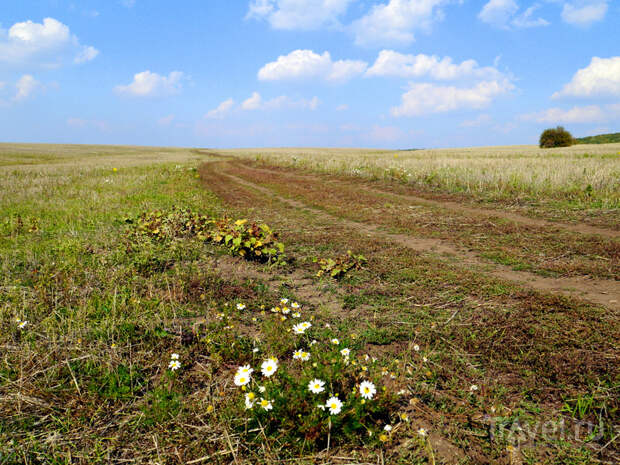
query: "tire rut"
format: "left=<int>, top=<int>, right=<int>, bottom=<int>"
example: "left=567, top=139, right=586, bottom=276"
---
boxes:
left=244, top=163, right=620, bottom=239
left=214, top=166, right=620, bottom=311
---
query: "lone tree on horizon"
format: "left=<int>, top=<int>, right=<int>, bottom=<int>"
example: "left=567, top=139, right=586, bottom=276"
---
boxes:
left=539, top=126, right=574, bottom=148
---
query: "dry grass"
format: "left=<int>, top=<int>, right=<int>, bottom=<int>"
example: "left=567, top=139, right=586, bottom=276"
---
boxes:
left=220, top=144, right=620, bottom=207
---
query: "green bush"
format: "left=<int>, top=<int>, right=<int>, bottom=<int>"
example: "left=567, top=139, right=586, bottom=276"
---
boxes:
left=539, top=126, right=574, bottom=148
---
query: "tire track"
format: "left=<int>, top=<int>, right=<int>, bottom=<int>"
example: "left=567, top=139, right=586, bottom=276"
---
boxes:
left=212, top=163, right=620, bottom=311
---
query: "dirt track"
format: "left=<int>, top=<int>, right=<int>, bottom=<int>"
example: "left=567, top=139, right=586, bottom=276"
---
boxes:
left=205, top=159, right=620, bottom=311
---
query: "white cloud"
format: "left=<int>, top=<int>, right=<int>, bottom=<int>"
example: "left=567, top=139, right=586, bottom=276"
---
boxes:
left=366, top=50, right=505, bottom=80
left=242, top=91, right=263, bottom=110
left=561, top=1, right=608, bottom=26
left=258, top=49, right=367, bottom=82
left=115, top=71, right=184, bottom=97
left=391, top=80, right=514, bottom=117
left=120, top=0, right=136, bottom=7
left=336, top=104, right=349, bottom=111
left=0, top=17, right=99, bottom=67
left=553, top=57, right=620, bottom=98
left=205, top=98, right=235, bottom=119
left=14, top=74, right=41, bottom=101
left=511, top=5, right=550, bottom=28
left=241, top=92, right=320, bottom=111
left=478, top=0, right=519, bottom=27
left=351, top=0, right=448, bottom=47
left=74, top=45, right=99, bottom=64
left=246, top=0, right=354, bottom=30
left=521, top=105, right=607, bottom=123
left=478, top=0, right=548, bottom=29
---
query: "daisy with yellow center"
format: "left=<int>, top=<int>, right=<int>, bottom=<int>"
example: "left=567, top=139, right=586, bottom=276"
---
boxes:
left=359, top=381, right=376, bottom=400
left=260, top=358, right=278, bottom=377
left=308, top=379, right=325, bottom=394
left=331, top=338, right=339, bottom=345
left=260, top=398, right=273, bottom=411
left=325, top=396, right=343, bottom=415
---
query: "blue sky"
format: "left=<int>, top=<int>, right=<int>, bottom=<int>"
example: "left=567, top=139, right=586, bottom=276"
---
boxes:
left=0, top=0, right=618, bottom=148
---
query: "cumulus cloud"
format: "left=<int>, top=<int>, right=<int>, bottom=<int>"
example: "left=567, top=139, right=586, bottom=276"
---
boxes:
left=391, top=80, right=514, bottom=117
left=351, top=0, right=448, bottom=47
left=561, top=1, right=608, bottom=26
left=115, top=71, right=185, bottom=97
left=14, top=74, right=41, bottom=101
left=521, top=105, right=609, bottom=123
left=478, top=0, right=519, bottom=27
left=246, top=0, right=354, bottom=29
left=258, top=49, right=367, bottom=82
left=366, top=50, right=505, bottom=81
left=511, top=5, right=550, bottom=28
left=478, top=0, right=548, bottom=29
left=205, top=98, right=235, bottom=119
left=0, top=17, right=99, bottom=67
left=552, top=57, right=620, bottom=98
left=241, top=92, right=320, bottom=111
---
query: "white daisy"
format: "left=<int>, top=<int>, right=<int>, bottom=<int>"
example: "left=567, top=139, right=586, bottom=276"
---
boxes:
left=325, top=396, right=343, bottom=415
left=170, top=353, right=180, bottom=360
left=18, top=320, right=28, bottom=329
left=260, top=358, right=278, bottom=377
left=236, top=365, right=254, bottom=376
left=281, top=307, right=290, bottom=315
left=168, top=360, right=181, bottom=371
left=292, top=312, right=301, bottom=318
left=236, top=303, right=246, bottom=310
left=280, top=298, right=289, bottom=304
left=470, top=384, right=479, bottom=392
left=259, top=398, right=273, bottom=411
left=234, top=372, right=251, bottom=386
left=384, top=425, right=393, bottom=432
left=245, top=393, right=255, bottom=409
left=308, top=379, right=325, bottom=394
left=359, top=381, right=377, bottom=400
left=340, top=348, right=351, bottom=357
left=331, top=338, right=339, bottom=345
left=309, top=340, right=318, bottom=346
left=291, top=302, right=300, bottom=309
left=258, top=386, right=266, bottom=393
left=418, top=428, right=427, bottom=437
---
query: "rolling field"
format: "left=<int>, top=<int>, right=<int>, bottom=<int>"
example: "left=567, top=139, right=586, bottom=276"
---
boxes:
left=1, top=143, right=618, bottom=464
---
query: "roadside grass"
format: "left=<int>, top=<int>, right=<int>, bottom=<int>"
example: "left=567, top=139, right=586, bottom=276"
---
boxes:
left=217, top=144, right=620, bottom=228
left=0, top=145, right=617, bottom=464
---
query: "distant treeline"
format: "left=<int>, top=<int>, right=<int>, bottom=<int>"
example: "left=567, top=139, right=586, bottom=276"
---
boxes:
left=574, top=132, right=620, bottom=144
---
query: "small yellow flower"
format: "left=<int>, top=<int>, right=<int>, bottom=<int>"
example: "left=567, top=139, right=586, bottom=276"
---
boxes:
left=379, top=433, right=389, bottom=442
left=206, top=405, right=214, bottom=413
left=112, top=168, right=118, bottom=172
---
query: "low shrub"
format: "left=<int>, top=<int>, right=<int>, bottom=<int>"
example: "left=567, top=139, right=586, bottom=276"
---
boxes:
left=539, top=126, right=574, bottom=148
left=314, top=250, right=367, bottom=278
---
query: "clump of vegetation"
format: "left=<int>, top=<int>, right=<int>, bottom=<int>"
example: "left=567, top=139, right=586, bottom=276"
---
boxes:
left=539, top=126, right=574, bottom=148
left=127, top=207, right=286, bottom=265
left=314, top=250, right=367, bottom=278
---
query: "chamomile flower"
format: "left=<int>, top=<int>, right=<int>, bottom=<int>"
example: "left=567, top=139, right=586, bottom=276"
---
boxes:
left=359, top=381, right=377, bottom=400
left=259, top=398, right=273, bottom=411
left=300, top=321, right=311, bottom=330
left=340, top=348, right=351, bottom=357
left=18, top=320, right=28, bottom=329
left=325, top=396, right=343, bottom=415
left=280, top=298, right=289, bottom=305
left=470, top=384, right=479, bottom=392
left=331, top=338, right=339, bottom=345
left=234, top=372, right=251, bottom=386
left=170, top=353, right=180, bottom=360
left=258, top=386, right=266, bottom=393
left=245, top=393, right=255, bottom=409
left=293, top=350, right=310, bottom=361
left=260, top=358, right=278, bottom=377
left=308, top=379, right=325, bottom=394
left=292, top=321, right=312, bottom=334
left=236, top=365, right=254, bottom=376
left=292, top=312, right=301, bottom=318
left=236, top=303, right=246, bottom=310
left=384, top=424, right=393, bottom=432
left=418, top=428, right=427, bottom=437
left=291, top=302, right=300, bottom=309
left=168, top=360, right=181, bottom=371
left=413, top=344, right=420, bottom=352
left=281, top=307, right=290, bottom=315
